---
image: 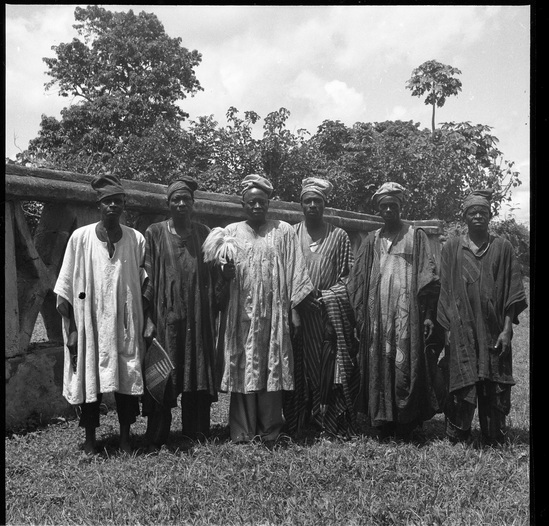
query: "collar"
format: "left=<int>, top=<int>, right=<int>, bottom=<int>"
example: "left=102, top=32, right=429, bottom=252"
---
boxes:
left=461, top=233, right=491, bottom=257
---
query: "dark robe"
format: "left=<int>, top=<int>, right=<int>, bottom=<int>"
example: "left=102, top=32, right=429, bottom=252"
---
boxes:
left=347, top=225, right=442, bottom=426
left=142, top=220, right=218, bottom=407
left=437, top=234, right=527, bottom=401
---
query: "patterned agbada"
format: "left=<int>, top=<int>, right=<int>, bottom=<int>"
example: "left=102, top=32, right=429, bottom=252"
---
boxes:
left=289, top=221, right=358, bottom=436
left=142, top=221, right=217, bottom=403
left=54, top=223, right=147, bottom=405
left=217, top=220, right=314, bottom=393
left=347, top=224, right=441, bottom=426
left=437, top=234, right=527, bottom=404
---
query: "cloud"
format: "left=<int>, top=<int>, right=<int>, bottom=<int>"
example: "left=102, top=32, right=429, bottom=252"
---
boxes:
left=387, top=106, right=409, bottom=121
left=5, top=7, right=84, bottom=157
left=5, top=3, right=531, bottom=224
left=287, top=72, right=365, bottom=129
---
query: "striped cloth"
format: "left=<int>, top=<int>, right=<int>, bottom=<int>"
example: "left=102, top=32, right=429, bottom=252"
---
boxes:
left=322, top=285, right=359, bottom=408
left=284, top=222, right=358, bottom=438
left=144, top=338, right=175, bottom=405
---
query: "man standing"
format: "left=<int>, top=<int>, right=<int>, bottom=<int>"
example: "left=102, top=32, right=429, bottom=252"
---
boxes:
left=284, top=177, right=359, bottom=438
left=141, top=178, right=219, bottom=452
left=54, top=173, right=146, bottom=454
left=347, top=182, right=441, bottom=440
left=211, top=174, right=315, bottom=446
left=437, top=189, right=527, bottom=446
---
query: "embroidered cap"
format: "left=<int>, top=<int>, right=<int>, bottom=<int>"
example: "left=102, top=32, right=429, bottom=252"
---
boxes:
left=91, top=173, right=125, bottom=202
left=372, top=182, right=408, bottom=207
left=167, top=177, right=199, bottom=201
left=240, top=174, right=274, bottom=197
left=300, top=177, right=333, bottom=202
left=462, top=189, right=493, bottom=214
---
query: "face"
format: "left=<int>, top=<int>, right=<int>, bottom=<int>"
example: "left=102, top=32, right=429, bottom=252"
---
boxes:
left=242, top=187, right=270, bottom=224
left=168, top=190, right=194, bottom=220
left=377, top=196, right=401, bottom=224
left=301, top=192, right=325, bottom=220
left=98, top=194, right=125, bottom=222
left=465, top=205, right=490, bottom=233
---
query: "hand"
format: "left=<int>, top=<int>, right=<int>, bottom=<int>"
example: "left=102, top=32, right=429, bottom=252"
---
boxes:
left=424, top=318, right=434, bottom=340
left=143, top=317, right=156, bottom=343
left=221, top=260, right=236, bottom=281
left=67, top=330, right=78, bottom=372
left=495, top=329, right=513, bottom=358
left=300, top=293, right=321, bottom=313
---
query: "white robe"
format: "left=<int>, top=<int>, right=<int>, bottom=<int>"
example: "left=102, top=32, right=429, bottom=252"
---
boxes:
left=54, top=223, right=147, bottom=405
left=217, top=220, right=314, bottom=393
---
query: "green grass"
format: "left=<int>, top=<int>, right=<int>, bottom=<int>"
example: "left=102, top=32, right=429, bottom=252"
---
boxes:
left=6, top=279, right=530, bottom=525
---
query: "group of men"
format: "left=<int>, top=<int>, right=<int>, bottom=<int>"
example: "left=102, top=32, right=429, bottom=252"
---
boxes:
left=54, top=172, right=527, bottom=454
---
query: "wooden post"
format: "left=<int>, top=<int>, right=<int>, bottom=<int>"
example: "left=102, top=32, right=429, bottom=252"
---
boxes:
left=13, top=203, right=55, bottom=352
left=5, top=202, right=20, bottom=357
left=33, top=203, right=78, bottom=342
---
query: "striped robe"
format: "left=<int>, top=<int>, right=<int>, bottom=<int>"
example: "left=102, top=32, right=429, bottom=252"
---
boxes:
left=287, top=222, right=359, bottom=437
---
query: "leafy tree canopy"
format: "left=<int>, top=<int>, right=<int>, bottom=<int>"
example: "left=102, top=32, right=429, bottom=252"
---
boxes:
left=406, top=60, right=462, bottom=132
left=22, top=5, right=202, bottom=171
left=13, top=12, right=523, bottom=226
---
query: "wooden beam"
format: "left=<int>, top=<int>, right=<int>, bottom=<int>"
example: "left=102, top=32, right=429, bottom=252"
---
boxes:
left=5, top=164, right=444, bottom=234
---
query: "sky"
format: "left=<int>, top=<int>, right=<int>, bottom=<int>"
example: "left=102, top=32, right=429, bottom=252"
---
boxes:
left=5, top=4, right=532, bottom=224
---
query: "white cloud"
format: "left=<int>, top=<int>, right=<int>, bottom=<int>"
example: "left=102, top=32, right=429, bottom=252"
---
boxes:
left=4, top=3, right=531, bottom=226
left=387, top=105, right=408, bottom=121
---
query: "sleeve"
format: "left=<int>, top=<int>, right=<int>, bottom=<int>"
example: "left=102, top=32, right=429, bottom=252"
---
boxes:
left=500, top=239, right=528, bottom=323
left=346, top=235, right=370, bottom=330
left=436, top=241, right=453, bottom=331
left=336, top=229, right=354, bottom=285
left=285, top=225, right=315, bottom=309
left=142, top=227, right=156, bottom=305
left=53, top=232, right=77, bottom=308
left=415, top=228, right=440, bottom=300
left=137, top=231, right=147, bottom=287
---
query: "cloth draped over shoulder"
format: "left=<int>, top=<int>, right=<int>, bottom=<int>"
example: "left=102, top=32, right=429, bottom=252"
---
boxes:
left=216, top=220, right=314, bottom=393
left=290, top=221, right=358, bottom=436
left=54, top=223, right=147, bottom=405
left=437, top=235, right=527, bottom=398
left=142, top=221, right=218, bottom=402
left=347, top=224, right=442, bottom=426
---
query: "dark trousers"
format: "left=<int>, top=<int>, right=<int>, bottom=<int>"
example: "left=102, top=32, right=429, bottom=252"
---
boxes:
left=143, top=390, right=212, bottom=446
left=445, top=380, right=510, bottom=444
left=229, top=390, right=284, bottom=443
left=79, top=392, right=140, bottom=429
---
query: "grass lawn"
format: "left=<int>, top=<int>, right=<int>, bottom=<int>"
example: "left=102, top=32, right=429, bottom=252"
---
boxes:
left=6, top=280, right=531, bottom=525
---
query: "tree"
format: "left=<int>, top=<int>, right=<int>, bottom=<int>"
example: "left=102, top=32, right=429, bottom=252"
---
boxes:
left=406, top=60, right=462, bottom=133
left=307, top=119, right=521, bottom=221
left=178, top=107, right=263, bottom=195
left=22, top=5, right=203, bottom=176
